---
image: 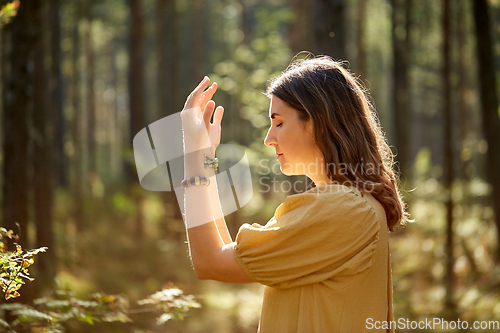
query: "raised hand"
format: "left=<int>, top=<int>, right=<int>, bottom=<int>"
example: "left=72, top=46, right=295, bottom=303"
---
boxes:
left=180, top=76, right=224, bottom=154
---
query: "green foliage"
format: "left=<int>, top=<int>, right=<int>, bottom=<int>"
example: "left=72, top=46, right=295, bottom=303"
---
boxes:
left=0, top=227, right=200, bottom=331
left=0, top=286, right=200, bottom=332
left=137, top=285, right=201, bottom=324
left=0, top=0, right=19, bottom=28
left=0, top=228, right=47, bottom=300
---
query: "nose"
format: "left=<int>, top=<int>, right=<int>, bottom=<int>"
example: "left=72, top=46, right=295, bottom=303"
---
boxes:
left=264, top=126, right=276, bottom=147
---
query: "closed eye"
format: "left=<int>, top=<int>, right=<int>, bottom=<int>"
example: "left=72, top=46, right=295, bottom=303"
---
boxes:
left=277, top=123, right=283, bottom=127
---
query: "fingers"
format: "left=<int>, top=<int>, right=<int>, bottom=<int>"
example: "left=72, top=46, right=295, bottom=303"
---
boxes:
left=213, top=106, right=224, bottom=126
left=200, top=82, right=218, bottom=106
left=203, top=100, right=215, bottom=127
left=202, top=101, right=224, bottom=126
left=185, top=77, right=218, bottom=112
left=192, top=76, right=211, bottom=100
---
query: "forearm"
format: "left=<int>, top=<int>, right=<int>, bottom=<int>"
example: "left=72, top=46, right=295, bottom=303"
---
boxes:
left=183, top=148, right=231, bottom=276
left=203, top=151, right=232, bottom=244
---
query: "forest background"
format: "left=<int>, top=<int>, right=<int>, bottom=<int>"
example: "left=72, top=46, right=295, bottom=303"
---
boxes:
left=1, top=0, right=500, bottom=332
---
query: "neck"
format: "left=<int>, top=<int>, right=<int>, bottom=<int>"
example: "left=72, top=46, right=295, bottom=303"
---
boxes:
left=307, top=165, right=334, bottom=187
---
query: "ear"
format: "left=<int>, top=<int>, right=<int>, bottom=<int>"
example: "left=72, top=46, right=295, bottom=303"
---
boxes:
left=305, top=118, right=314, bottom=134
left=306, top=118, right=320, bottom=142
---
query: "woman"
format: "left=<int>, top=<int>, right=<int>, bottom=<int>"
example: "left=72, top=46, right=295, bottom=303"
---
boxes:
left=180, top=55, right=412, bottom=332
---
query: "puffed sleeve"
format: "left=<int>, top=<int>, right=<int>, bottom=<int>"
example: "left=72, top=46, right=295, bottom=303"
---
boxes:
left=233, top=186, right=380, bottom=289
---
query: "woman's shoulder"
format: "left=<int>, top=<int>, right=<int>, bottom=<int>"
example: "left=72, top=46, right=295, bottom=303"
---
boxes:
left=303, top=183, right=364, bottom=197
left=275, top=183, right=377, bottom=224
left=280, top=183, right=365, bottom=207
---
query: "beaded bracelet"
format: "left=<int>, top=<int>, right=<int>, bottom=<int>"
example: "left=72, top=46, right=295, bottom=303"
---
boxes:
left=181, top=176, right=210, bottom=190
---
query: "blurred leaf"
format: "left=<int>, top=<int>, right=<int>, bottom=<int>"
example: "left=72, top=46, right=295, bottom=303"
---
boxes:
left=0, top=0, right=20, bottom=28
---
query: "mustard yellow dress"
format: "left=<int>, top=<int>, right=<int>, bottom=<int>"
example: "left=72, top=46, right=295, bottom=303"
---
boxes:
left=233, top=184, right=395, bottom=333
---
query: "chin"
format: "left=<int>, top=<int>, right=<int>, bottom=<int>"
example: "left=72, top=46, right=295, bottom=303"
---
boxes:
left=281, top=168, right=298, bottom=177
left=280, top=162, right=300, bottom=177
left=280, top=167, right=291, bottom=176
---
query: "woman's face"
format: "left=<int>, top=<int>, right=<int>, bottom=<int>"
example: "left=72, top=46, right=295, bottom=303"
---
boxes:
left=264, top=95, right=329, bottom=185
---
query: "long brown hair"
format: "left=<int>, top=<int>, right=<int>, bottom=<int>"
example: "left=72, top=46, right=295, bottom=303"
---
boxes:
left=265, top=54, right=413, bottom=231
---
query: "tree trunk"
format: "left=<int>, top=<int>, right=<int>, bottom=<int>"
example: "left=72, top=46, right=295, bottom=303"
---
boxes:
left=457, top=0, right=471, bottom=182
left=157, top=0, right=184, bottom=235
left=72, top=5, right=84, bottom=234
left=33, top=0, right=56, bottom=290
left=2, top=0, right=31, bottom=248
left=0, top=4, right=10, bottom=208
left=108, top=40, right=121, bottom=184
left=442, top=0, right=457, bottom=319
left=129, top=0, right=145, bottom=240
left=457, top=0, right=475, bottom=282
left=156, top=0, right=179, bottom=114
left=3, top=0, right=37, bottom=320
left=356, top=0, right=367, bottom=79
left=391, top=0, right=412, bottom=185
left=236, top=0, right=251, bottom=148
left=313, top=0, right=346, bottom=60
left=191, top=0, right=204, bottom=84
left=156, top=0, right=169, bottom=119
left=51, top=0, right=67, bottom=189
left=288, top=0, right=314, bottom=55
left=472, top=0, right=500, bottom=263
left=129, top=0, right=145, bottom=166
left=86, top=19, right=96, bottom=177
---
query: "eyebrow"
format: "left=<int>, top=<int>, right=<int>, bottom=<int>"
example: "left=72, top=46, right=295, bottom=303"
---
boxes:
left=270, top=113, right=280, bottom=119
